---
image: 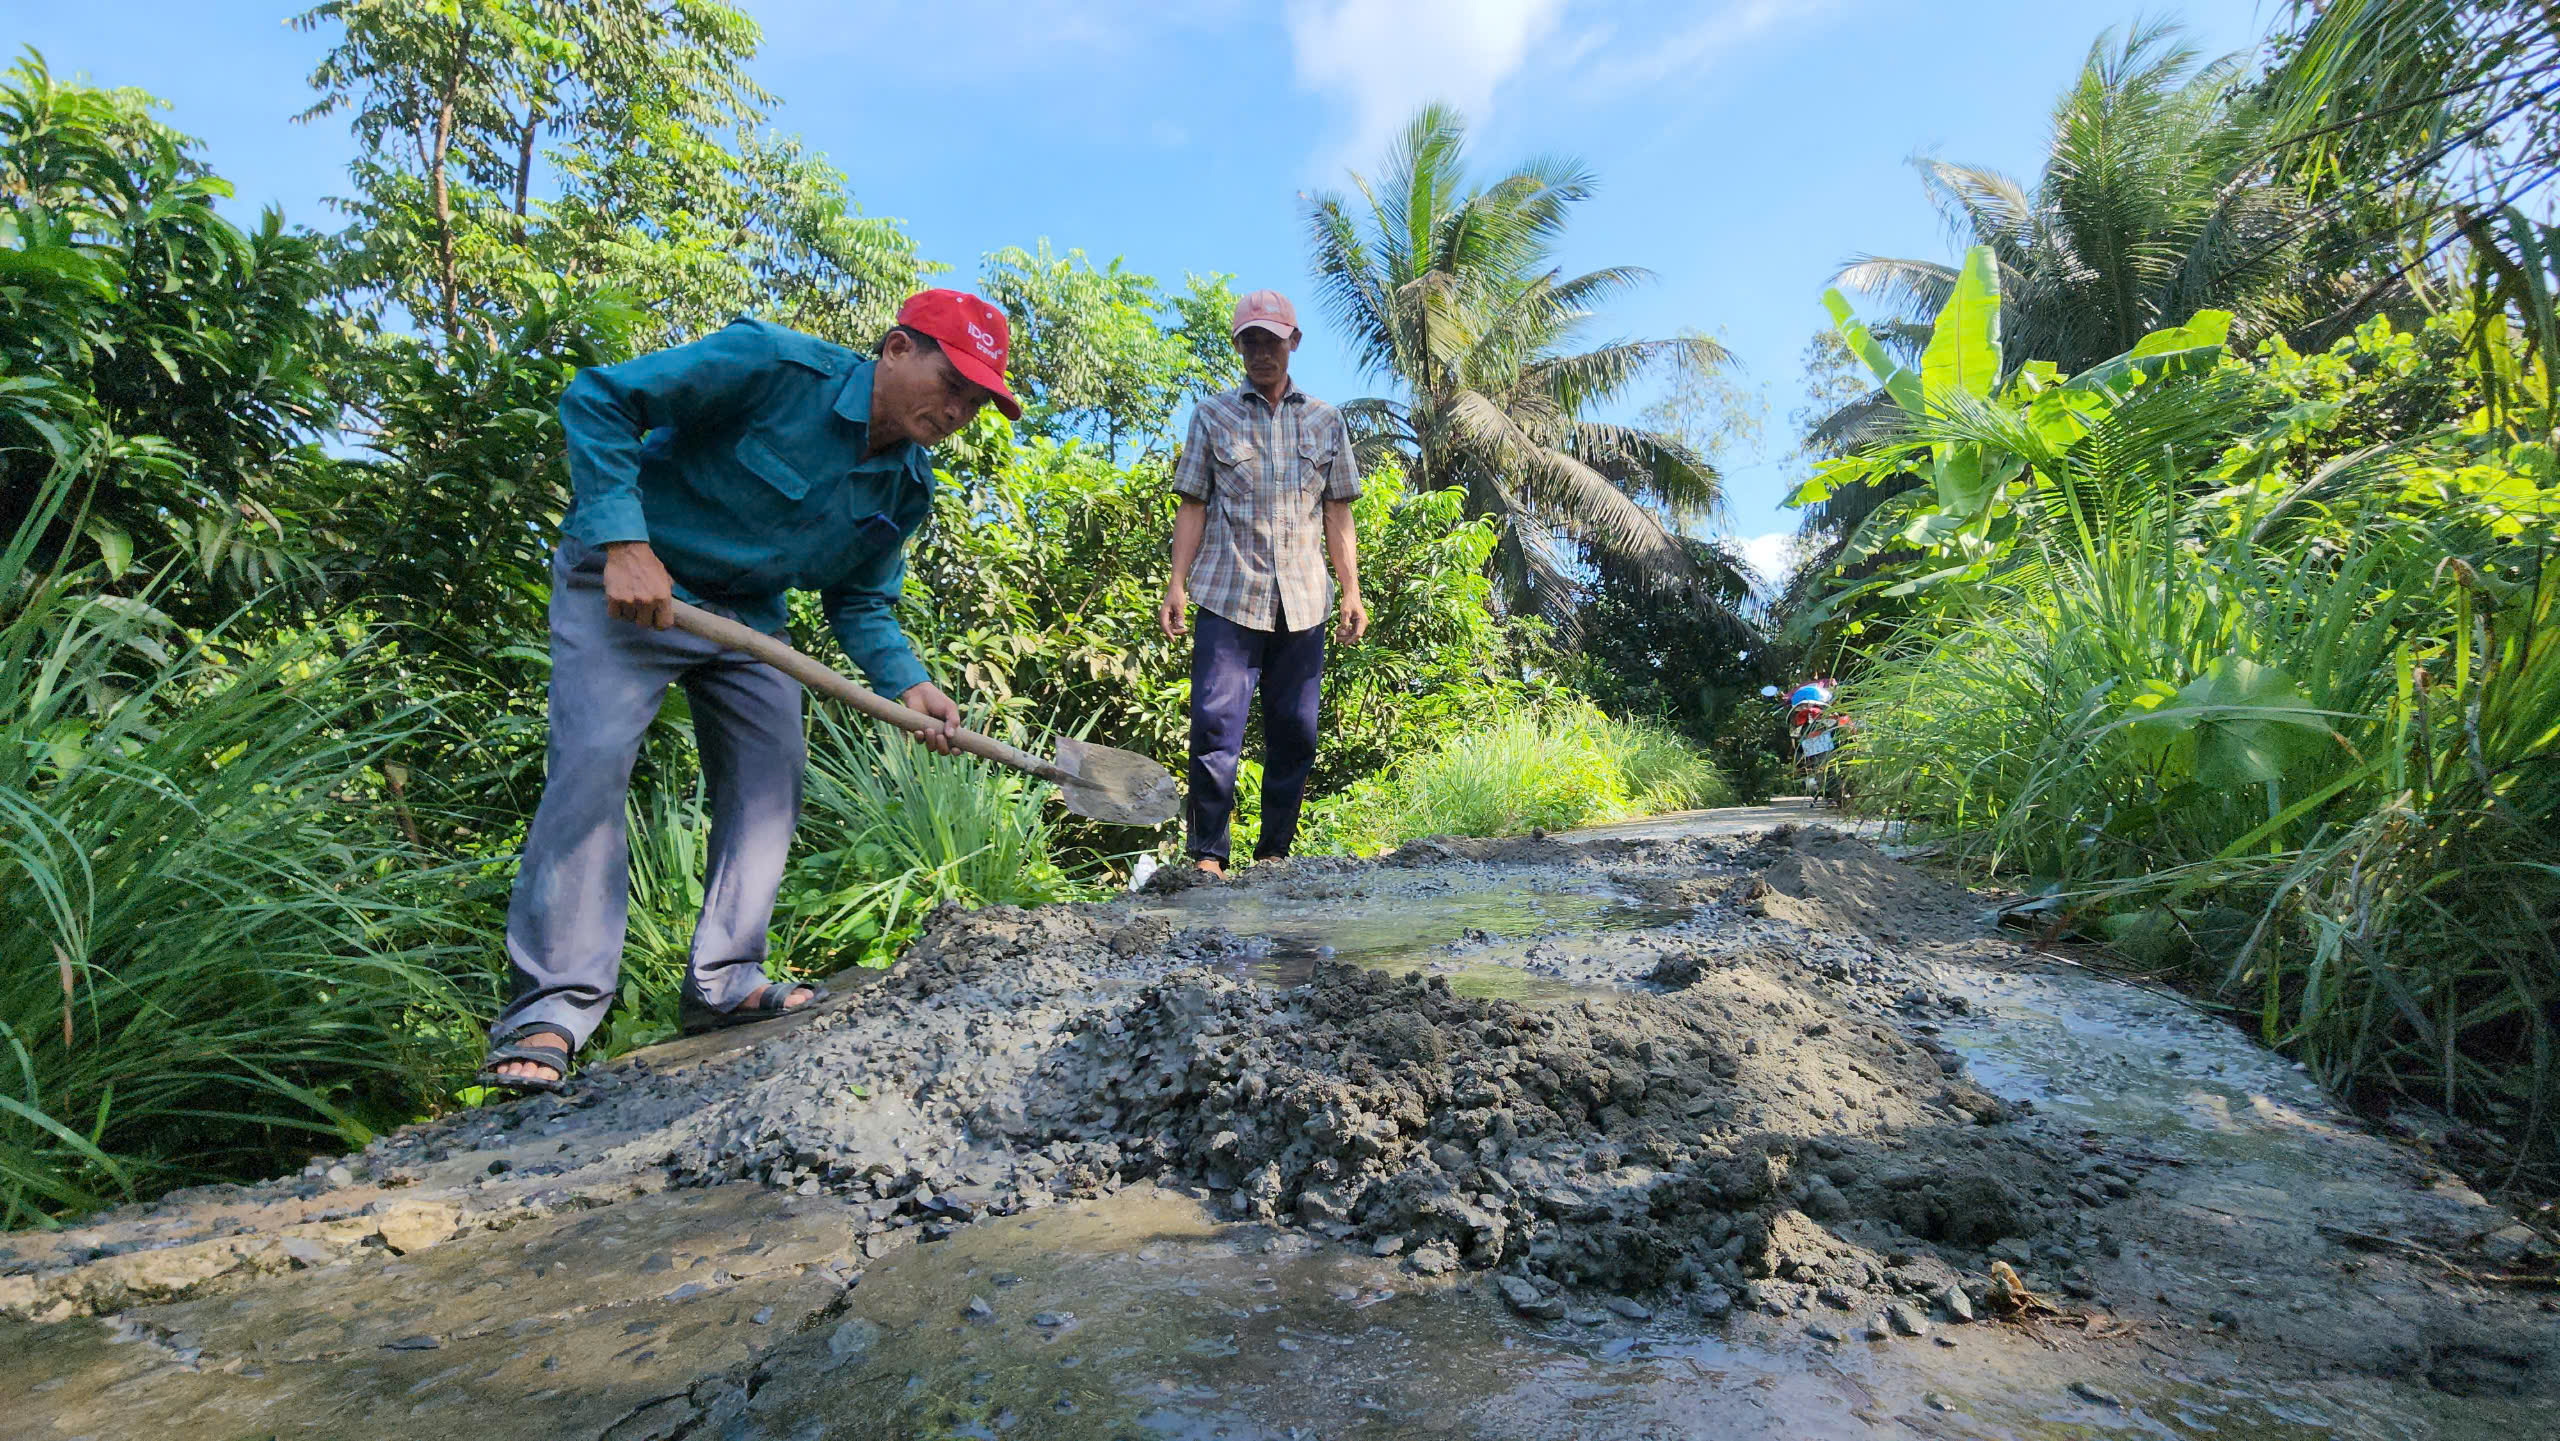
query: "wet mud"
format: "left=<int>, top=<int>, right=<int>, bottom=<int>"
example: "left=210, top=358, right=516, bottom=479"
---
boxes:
left=6, top=813, right=2555, bottom=1439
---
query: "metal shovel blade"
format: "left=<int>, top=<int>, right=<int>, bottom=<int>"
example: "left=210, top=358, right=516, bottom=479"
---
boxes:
left=1052, top=735, right=1180, bottom=826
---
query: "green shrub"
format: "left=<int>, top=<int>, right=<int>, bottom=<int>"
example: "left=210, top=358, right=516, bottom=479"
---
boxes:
left=1389, top=712, right=1628, bottom=838
left=1823, top=304, right=2560, bottom=1166
left=782, top=709, right=1084, bottom=965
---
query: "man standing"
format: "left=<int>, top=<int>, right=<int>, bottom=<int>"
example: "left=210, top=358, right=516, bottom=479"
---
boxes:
left=479, top=290, right=1023, bottom=1094
left=1157, top=290, right=1367, bottom=876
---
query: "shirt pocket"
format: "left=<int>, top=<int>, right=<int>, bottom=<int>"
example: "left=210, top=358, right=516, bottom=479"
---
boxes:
left=1214, top=434, right=1259, bottom=489
left=734, top=434, right=817, bottom=503
left=1295, top=435, right=1338, bottom=497
left=853, top=509, right=902, bottom=551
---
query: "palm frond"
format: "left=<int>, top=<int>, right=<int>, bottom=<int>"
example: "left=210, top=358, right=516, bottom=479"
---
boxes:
left=1803, top=386, right=1914, bottom=458
left=1444, top=391, right=1662, bottom=554
left=1304, top=190, right=1398, bottom=378
left=1835, top=255, right=1960, bottom=322
left=1920, top=161, right=2040, bottom=259
left=1302, top=102, right=1738, bottom=621
left=1522, top=337, right=1697, bottom=411
left=1566, top=419, right=1723, bottom=520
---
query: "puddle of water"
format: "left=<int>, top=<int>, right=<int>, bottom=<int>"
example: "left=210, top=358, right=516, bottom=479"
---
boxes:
left=747, top=1187, right=2441, bottom=1441
left=1139, top=873, right=1692, bottom=999
left=1936, top=968, right=2393, bottom=1195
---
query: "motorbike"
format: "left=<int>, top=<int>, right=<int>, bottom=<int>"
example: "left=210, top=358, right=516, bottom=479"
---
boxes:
left=1760, top=679, right=1853, bottom=807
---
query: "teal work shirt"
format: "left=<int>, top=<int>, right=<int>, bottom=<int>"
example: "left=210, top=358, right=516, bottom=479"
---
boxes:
left=557, top=317, right=935, bottom=698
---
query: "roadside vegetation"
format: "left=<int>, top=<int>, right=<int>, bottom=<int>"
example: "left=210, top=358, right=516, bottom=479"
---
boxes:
left=1302, top=711, right=1732, bottom=854
left=6, top=0, right=2551, bottom=1219
left=1791, top=3, right=2560, bottom=1181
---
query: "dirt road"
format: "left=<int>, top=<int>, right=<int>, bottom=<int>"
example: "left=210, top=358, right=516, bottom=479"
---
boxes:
left=7, top=809, right=2553, bottom=1439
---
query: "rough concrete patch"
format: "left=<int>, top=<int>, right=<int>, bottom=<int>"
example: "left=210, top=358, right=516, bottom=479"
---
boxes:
left=373, top=1199, right=461, bottom=1255
left=1138, top=863, right=1221, bottom=896
left=3, top=1184, right=854, bottom=1438
left=1000, top=954, right=2064, bottom=1300
left=1381, top=834, right=1588, bottom=869
left=165, top=1188, right=844, bottom=1357
left=0, top=1201, right=466, bottom=1322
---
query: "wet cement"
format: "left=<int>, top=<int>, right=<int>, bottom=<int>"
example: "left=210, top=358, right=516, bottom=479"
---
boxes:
left=5, top=807, right=2554, bottom=1439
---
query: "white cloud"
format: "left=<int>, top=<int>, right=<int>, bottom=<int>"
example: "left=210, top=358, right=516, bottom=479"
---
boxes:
left=1285, top=0, right=1569, bottom=175
left=1735, top=530, right=1797, bottom=595
left=1282, top=0, right=1848, bottom=179
left=1576, top=0, right=1839, bottom=93
left=766, top=1, right=1241, bottom=75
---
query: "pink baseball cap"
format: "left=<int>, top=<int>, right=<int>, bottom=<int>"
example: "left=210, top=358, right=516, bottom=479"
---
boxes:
left=1231, top=289, right=1299, bottom=340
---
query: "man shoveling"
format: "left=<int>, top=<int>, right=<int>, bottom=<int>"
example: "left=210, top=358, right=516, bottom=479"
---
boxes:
left=479, top=290, right=1023, bottom=1095
left=1158, top=289, right=1367, bottom=876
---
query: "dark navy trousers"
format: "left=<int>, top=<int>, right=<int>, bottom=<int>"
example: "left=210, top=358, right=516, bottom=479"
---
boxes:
left=1187, top=607, right=1326, bottom=863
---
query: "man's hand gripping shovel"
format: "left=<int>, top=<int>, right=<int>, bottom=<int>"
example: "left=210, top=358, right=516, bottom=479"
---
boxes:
left=668, top=601, right=1179, bottom=826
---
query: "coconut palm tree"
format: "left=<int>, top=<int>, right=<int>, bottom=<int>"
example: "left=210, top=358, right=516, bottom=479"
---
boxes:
left=2260, top=0, right=2560, bottom=393
left=1807, top=21, right=2311, bottom=461
left=1304, top=104, right=1746, bottom=627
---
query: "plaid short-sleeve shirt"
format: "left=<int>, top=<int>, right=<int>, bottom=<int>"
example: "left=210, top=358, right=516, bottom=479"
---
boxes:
left=1170, top=383, right=1362, bottom=632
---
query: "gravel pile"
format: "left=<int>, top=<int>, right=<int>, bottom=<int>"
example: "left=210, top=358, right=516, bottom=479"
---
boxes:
left=997, top=934, right=2072, bottom=1313
left=334, top=829, right=2103, bottom=1319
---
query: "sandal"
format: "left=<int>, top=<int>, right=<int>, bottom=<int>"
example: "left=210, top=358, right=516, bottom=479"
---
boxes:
left=678, top=982, right=831, bottom=1037
left=475, top=1024, right=574, bottom=1096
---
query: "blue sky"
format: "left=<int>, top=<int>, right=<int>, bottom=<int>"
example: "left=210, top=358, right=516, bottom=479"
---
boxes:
left=19, top=0, right=2278, bottom=581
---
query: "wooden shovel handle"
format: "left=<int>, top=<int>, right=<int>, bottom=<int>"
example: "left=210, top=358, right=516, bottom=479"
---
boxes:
left=666, top=601, right=1071, bottom=784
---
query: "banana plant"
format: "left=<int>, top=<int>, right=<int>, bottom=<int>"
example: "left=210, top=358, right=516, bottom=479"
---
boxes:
left=1791, top=241, right=2238, bottom=592
left=1796, top=245, right=2016, bottom=563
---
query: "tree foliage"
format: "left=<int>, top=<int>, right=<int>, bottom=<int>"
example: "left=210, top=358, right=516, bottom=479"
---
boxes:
left=2264, top=0, right=2560, bottom=245
left=1811, top=23, right=2317, bottom=460
left=0, top=52, right=337, bottom=616
left=977, top=242, right=1237, bottom=456
left=294, top=0, right=919, bottom=353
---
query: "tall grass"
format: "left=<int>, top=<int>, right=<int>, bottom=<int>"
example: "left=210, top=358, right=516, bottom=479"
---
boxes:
left=1849, top=486, right=2425, bottom=880
left=601, top=779, right=714, bottom=1055
left=1600, top=715, right=1736, bottom=815
left=1308, top=707, right=1729, bottom=853
left=2220, top=557, right=2559, bottom=1161
left=782, top=709, right=1081, bottom=967
left=1849, top=473, right=2559, bottom=1168
left=2, top=493, right=478, bottom=1223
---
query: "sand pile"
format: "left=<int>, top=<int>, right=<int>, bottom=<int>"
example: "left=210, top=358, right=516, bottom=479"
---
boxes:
left=12, top=830, right=2094, bottom=1327
left=1739, top=827, right=1985, bottom=945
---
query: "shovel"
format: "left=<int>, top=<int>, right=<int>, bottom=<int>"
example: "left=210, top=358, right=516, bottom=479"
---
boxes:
left=669, top=600, right=1179, bottom=826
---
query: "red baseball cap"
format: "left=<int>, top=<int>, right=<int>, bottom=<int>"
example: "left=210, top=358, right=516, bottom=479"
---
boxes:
left=894, top=289, right=1023, bottom=421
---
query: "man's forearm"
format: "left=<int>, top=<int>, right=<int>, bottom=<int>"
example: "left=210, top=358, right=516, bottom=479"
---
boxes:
left=1323, top=501, right=1360, bottom=597
left=1169, top=500, right=1208, bottom=591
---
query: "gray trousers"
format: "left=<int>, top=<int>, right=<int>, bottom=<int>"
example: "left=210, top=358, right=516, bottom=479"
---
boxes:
left=493, top=541, right=806, bottom=1050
